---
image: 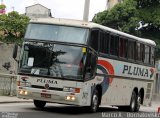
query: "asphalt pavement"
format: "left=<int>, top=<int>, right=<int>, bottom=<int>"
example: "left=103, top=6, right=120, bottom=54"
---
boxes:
left=0, top=96, right=159, bottom=112
left=0, top=96, right=32, bottom=104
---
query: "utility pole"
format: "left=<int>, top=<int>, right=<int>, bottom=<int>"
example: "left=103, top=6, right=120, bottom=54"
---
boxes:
left=83, top=0, right=90, bottom=22
left=11, top=6, right=14, bottom=11
left=105, top=0, right=109, bottom=10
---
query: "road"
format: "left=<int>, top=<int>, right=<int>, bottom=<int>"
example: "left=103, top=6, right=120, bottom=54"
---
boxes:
left=0, top=103, right=159, bottom=118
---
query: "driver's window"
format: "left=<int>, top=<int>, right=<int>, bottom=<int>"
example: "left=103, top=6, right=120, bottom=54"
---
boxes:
left=85, top=50, right=97, bottom=80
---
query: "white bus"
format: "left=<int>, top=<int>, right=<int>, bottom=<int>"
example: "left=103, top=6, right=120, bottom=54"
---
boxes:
left=14, top=18, right=156, bottom=112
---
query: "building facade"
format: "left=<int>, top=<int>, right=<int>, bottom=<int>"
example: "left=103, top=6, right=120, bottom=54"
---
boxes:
left=25, top=4, right=52, bottom=19
left=106, top=0, right=122, bottom=10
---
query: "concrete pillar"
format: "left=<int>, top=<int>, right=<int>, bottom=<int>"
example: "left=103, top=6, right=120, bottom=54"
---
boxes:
left=83, top=0, right=90, bottom=22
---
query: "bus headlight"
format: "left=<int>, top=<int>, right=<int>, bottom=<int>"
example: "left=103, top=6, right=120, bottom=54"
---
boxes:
left=65, top=95, right=76, bottom=101
left=18, top=90, right=28, bottom=95
left=63, top=87, right=80, bottom=93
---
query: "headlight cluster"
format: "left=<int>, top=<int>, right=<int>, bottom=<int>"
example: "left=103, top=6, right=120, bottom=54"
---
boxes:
left=63, top=87, right=80, bottom=93
left=17, top=81, right=31, bottom=87
left=65, top=95, right=76, bottom=101
left=18, top=90, right=28, bottom=95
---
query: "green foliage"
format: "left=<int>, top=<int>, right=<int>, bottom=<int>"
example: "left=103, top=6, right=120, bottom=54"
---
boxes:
left=0, top=11, right=29, bottom=43
left=92, top=0, right=160, bottom=47
left=0, top=4, right=6, bottom=9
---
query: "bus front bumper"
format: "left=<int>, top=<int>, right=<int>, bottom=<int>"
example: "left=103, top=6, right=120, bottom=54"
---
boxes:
left=17, top=87, right=84, bottom=106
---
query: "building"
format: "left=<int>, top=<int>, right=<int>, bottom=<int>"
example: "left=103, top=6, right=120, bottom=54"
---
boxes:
left=106, top=0, right=122, bottom=10
left=25, top=4, right=52, bottom=19
left=0, top=0, right=6, bottom=14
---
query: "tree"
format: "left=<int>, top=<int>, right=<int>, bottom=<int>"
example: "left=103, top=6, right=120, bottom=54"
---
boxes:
left=0, top=11, right=29, bottom=43
left=92, top=0, right=160, bottom=47
left=0, top=4, right=6, bottom=9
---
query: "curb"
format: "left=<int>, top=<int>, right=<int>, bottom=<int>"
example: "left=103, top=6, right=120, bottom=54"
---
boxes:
left=0, top=100, right=33, bottom=104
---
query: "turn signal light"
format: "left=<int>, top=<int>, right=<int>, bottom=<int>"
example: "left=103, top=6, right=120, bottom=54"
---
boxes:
left=75, top=88, right=80, bottom=93
left=17, top=81, right=20, bottom=86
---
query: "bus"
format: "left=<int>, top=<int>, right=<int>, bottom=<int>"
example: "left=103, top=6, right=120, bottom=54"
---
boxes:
left=13, top=18, right=156, bottom=112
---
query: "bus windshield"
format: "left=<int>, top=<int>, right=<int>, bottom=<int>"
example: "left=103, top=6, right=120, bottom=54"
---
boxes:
left=25, top=23, right=89, bottom=44
left=19, top=43, right=86, bottom=80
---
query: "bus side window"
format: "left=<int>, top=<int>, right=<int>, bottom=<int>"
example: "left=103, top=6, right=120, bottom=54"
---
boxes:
left=136, top=43, right=145, bottom=62
left=119, top=38, right=127, bottom=58
left=144, top=45, right=150, bottom=64
left=110, top=35, right=119, bottom=56
left=85, top=50, right=97, bottom=79
left=150, top=47, right=155, bottom=65
left=90, top=30, right=99, bottom=51
left=128, top=40, right=136, bottom=60
left=99, top=31, right=109, bottom=54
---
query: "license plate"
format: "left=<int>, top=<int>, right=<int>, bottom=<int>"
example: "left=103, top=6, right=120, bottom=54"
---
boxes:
left=41, top=93, right=51, bottom=98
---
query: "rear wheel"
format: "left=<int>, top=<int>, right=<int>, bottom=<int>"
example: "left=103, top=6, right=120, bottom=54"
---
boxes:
left=33, top=100, right=46, bottom=109
left=135, top=95, right=141, bottom=112
left=129, top=91, right=137, bottom=112
left=119, top=91, right=137, bottom=112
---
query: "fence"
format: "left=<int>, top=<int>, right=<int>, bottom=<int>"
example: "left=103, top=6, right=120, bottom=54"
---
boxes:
left=0, top=73, right=17, bottom=96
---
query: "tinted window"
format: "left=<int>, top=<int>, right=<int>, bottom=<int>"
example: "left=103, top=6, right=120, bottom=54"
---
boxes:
left=119, top=38, right=127, bottom=58
left=25, top=24, right=89, bottom=44
left=99, top=32, right=109, bottom=54
left=144, top=45, right=150, bottom=64
left=110, top=35, right=119, bottom=56
left=90, top=30, right=99, bottom=51
left=128, top=41, right=136, bottom=60
left=150, top=47, right=155, bottom=65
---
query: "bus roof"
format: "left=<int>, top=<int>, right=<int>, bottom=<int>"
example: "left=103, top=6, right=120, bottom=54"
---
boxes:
left=30, top=18, right=156, bottom=46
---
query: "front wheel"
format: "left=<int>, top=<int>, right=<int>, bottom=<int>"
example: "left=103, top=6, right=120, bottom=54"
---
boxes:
left=89, top=90, right=99, bottom=113
left=33, top=100, right=46, bottom=109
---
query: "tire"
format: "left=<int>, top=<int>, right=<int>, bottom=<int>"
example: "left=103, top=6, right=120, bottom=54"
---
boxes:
left=118, top=91, right=137, bottom=112
left=129, top=91, right=137, bottom=112
left=135, top=94, right=141, bottom=112
left=89, top=90, right=99, bottom=113
left=33, top=100, right=46, bottom=109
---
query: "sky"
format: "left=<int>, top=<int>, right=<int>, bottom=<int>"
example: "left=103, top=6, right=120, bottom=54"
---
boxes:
left=3, top=0, right=107, bottom=21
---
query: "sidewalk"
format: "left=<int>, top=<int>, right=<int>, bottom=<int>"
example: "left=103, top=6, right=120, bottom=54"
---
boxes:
left=0, top=96, right=32, bottom=104
left=140, top=101, right=160, bottom=112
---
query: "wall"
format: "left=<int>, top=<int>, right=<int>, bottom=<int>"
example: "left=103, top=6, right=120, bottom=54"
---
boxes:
left=0, top=43, right=19, bottom=74
left=26, top=4, right=51, bottom=19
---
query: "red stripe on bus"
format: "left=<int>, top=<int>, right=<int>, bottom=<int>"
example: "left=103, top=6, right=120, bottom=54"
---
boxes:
left=98, top=60, right=114, bottom=84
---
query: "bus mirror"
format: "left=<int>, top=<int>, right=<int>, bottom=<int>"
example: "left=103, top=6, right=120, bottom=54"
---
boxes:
left=12, top=44, right=18, bottom=59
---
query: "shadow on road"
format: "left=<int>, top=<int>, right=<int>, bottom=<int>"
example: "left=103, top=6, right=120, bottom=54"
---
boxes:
left=30, top=105, right=120, bottom=115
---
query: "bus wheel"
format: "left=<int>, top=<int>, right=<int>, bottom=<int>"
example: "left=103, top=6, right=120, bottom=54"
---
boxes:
left=90, top=90, right=99, bottom=112
left=135, top=95, right=141, bottom=112
left=129, top=91, right=137, bottom=112
left=33, top=100, right=46, bottom=109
